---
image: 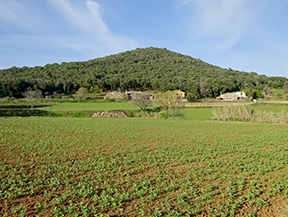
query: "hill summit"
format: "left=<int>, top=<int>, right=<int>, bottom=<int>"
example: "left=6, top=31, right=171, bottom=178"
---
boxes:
left=0, top=47, right=287, bottom=98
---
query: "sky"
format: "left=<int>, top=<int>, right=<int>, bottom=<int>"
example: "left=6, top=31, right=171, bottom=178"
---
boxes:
left=0, top=0, right=288, bottom=78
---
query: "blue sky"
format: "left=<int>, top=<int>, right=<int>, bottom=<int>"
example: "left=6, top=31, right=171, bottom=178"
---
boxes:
left=0, top=0, right=288, bottom=78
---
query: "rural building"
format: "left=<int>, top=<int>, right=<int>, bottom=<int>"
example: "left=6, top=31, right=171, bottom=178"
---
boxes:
left=219, top=91, right=247, bottom=101
left=173, top=90, right=185, bottom=98
left=220, top=93, right=238, bottom=101
left=125, top=91, right=153, bottom=100
left=104, top=91, right=124, bottom=100
left=235, top=91, right=247, bottom=99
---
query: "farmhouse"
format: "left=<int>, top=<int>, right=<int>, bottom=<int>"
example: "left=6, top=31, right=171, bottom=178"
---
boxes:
left=125, top=91, right=153, bottom=100
left=220, top=93, right=238, bottom=101
left=219, top=91, right=246, bottom=101
left=173, top=90, right=185, bottom=98
left=104, top=91, right=124, bottom=100
left=235, top=91, right=247, bottom=99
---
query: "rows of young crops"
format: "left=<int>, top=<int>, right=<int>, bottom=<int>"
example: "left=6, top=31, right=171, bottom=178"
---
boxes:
left=0, top=118, right=288, bottom=216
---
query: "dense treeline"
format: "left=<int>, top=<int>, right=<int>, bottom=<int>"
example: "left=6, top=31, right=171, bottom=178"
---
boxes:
left=0, top=47, right=287, bottom=98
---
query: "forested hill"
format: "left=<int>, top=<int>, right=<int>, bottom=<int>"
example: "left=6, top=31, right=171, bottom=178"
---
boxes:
left=1, top=47, right=287, bottom=98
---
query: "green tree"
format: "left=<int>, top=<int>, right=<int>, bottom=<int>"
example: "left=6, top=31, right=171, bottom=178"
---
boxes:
left=186, top=93, right=196, bottom=102
left=199, top=78, right=209, bottom=98
left=89, top=86, right=94, bottom=93
left=75, top=87, right=89, bottom=100
left=253, top=89, right=262, bottom=99
left=247, top=89, right=262, bottom=99
left=93, top=85, right=101, bottom=93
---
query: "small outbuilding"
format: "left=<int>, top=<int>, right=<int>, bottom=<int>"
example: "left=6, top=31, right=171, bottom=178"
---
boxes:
left=104, top=91, right=125, bottom=100
left=173, top=90, right=185, bottom=98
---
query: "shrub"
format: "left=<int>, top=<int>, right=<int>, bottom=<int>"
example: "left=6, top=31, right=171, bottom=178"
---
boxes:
left=213, top=105, right=288, bottom=124
left=75, top=87, right=89, bottom=100
left=186, top=93, right=196, bottom=102
left=212, top=105, right=255, bottom=122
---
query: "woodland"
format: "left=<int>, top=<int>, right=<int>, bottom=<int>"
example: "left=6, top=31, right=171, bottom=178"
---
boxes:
left=0, top=47, right=287, bottom=98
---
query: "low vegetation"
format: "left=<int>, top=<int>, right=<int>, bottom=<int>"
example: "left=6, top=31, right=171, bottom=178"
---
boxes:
left=183, top=108, right=213, bottom=120
left=213, top=105, right=288, bottom=124
left=1, top=118, right=288, bottom=216
left=40, top=102, right=136, bottom=112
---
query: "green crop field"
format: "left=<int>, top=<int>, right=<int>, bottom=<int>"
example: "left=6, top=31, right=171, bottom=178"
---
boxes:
left=252, top=105, right=288, bottom=113
left=1, top=117, right=288, bottom=216
left=41, top=102, right=137, bottom=111
left=183, top=108, right=213, bottom=120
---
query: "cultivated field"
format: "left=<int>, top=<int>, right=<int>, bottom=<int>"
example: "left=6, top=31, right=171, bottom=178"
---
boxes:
left=182, top=108, right=213, bottom=120
left=252, top=105, right=288, bottom=113
left=1, top=118, right=288, bottom=216
left=41, top=103, right=137, bottom=112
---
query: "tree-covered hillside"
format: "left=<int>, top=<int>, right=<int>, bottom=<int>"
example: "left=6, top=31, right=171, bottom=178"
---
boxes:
left=0, top=47, right=287, bottom=98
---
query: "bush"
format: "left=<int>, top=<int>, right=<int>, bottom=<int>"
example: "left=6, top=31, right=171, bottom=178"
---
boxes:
left=70, top=112, right=85, bottom=117
left=123, top=110, right=135, bottom=117
left=75, top=87, right=89, bottom=100
left=246, top=89, right=262, bottom=99
left=213, top=105, right=255, bottom=122
left=186, top=93, right=196, bottom=102
left=212, top=105, right=288, bottom=124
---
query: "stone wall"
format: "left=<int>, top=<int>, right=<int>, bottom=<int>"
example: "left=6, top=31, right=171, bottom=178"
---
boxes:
left=92, top=112, right=127, bottom=118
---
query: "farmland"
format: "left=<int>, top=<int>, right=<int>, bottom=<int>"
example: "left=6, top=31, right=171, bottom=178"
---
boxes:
left=39, top=102, right=288, bottom=120
left=183, top=108, right=213, bottom=121
left=1, top=117, right=288, bottom=216
left=252, top=105, right=288, bottom=113
left=41, top=102, right=137, bottom=112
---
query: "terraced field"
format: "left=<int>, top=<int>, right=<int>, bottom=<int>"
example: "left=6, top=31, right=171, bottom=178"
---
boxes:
left=1, top=118, right=288, bottom=216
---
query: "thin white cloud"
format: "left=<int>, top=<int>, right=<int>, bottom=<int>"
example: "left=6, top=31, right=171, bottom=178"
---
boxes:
left=86, top=1, right=107, bottom=31
left=49, top=0, right=137, bottom=55
left=180, top=0, right=258, bottom=52
left=50, top=0, right=107, bottom=33
left=0, top=0, right=137, bottom=67
left=0, top=1, right=47, bottom=34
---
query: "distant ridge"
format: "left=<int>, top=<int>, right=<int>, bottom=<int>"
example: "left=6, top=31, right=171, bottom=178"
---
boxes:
left=0, top=47, right=287, bottom=98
